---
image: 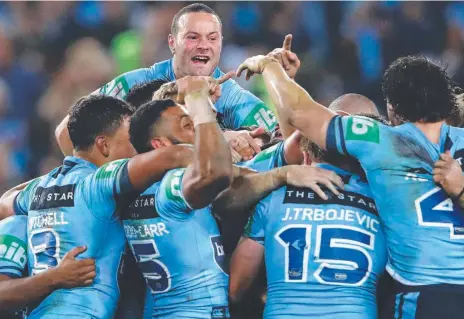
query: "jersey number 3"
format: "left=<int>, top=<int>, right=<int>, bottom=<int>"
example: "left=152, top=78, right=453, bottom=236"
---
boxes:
left=276, top=225, right=374, bottom=286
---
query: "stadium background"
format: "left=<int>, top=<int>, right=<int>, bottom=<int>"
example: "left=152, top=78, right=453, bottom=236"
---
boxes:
left=1, top=1, right=464, bottom=193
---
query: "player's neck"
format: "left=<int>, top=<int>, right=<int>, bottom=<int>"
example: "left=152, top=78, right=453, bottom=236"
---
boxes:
left=73, top=151, right=106, bottom=168
left=413, top=121, right=445, bottom=144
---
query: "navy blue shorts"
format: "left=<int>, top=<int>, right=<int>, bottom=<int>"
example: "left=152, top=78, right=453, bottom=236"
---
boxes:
left=380, top=275, right=464, bottom=319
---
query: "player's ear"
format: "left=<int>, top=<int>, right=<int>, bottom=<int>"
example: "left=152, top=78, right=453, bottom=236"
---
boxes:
left=151, top=137, right=169, bottom=150
left=168, top=34, right=175, bottom=54
left=95, top=136, right=110, bottom=157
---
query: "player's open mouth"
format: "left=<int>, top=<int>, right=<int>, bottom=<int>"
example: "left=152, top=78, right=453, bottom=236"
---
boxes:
left=191, top=56, right=210, bottom=65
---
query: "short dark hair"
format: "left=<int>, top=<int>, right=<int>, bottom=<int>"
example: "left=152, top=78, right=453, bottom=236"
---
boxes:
left=125, top=79, right=169, bottom=109
left=68, top=95, right=135, bottom=151
left=129, top=99, right=176, bottom=154
left=171, top=3, right=221, bottom=36
left=382, top=56, right=458, bottom=123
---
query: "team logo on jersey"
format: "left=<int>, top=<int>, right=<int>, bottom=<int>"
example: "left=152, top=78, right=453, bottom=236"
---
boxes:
left=99, top=75, right=130, bottom=100
left=0, top=235, right=27, bottom=269
left=30, top=184, right=76, bottom=210
left=210, top=236, right=227, bottom=274
left=241, top=103, right=277, bottom=130
left=345, top=116, right=380, bottom=143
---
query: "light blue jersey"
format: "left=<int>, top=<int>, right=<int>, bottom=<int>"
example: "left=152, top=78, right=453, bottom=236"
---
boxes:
left=326, top=116, right=464, bottom=286
left=0, top=215, right=28, bottom=319
left=13, top=156, right=128, bottom=319
left=245, top=164, right=387, bottom=319
left=0, top=215, right=27, bottom=279
left=120, top=168, right=229, bottom=319
left=97, top=58, right=277, bottom=130
left=238, top=141, right=287, bottom=172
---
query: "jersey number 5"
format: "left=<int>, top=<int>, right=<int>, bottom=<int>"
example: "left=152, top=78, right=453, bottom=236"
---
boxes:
left=130, top=239, right=171, bottom=294
left=276, top=224, right=374, bottom=286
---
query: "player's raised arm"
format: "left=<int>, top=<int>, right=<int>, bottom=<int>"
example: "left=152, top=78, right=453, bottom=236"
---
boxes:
left=177, top=76, right=233, bottom=209
left=213, top=164, right=343, bottom=219
left=236, top=47, right=336, bottom=150
left=264, top=34, right=302, bottom=139
left=0, top=245, right=95, bottom=313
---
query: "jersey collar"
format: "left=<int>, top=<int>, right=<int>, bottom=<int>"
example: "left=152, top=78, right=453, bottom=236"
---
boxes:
left=63, top=156, right=98, bottom=171
left=315, top=163, right=351, bottom=176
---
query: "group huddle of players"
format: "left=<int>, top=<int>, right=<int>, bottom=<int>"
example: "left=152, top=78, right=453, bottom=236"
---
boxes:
left=0, top=3, right=464, bottom=319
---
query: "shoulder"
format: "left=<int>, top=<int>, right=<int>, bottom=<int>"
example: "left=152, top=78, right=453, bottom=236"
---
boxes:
left=0, top=215, right=27, bottom=233
left=149, top=59, right=175, bottom=80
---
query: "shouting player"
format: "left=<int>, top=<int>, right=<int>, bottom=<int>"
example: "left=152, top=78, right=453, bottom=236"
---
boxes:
left=51, top=2, right=273, bottom=162
left=237, top=42, right=464, bottom=319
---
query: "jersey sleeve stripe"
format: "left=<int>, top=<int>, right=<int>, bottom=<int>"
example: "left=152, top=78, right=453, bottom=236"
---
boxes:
left=115, top=160, right=134, bottom=196
left=337, top=117, right=349, bottom=155
left=0, top=265, right=24, bottom=277
left=12, top=193, right=27, bottom=216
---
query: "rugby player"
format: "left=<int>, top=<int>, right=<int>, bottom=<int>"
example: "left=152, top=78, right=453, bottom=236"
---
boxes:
left=0, top=215, right=96, bottom=319
left=56, top=3, right=275, bottom=159
left=110, top=74, right=343, bottom=318
left=237, top=44, right=464, bottom=318
left=11, top=94, right=193, bottom=318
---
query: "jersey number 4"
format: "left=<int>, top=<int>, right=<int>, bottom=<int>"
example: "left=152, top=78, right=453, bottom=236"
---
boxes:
left=276, top=225, right=374, bottom=286
left=416, top=187, right=464, bottom=239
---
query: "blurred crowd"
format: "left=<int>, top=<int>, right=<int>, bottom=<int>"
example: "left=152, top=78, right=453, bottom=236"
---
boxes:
left=1, top=1, right=464, bottom=192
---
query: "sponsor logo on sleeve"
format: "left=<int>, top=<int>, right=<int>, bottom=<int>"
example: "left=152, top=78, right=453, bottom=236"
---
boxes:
left=166, top=169, right=185, bottom=202
left=0, top=235, right=27, bottom=269
left=100, top=76, right=130, bottom=99
left=241, top=103, right=277, bottom=130
left=345, top=116, right=380, bottom=144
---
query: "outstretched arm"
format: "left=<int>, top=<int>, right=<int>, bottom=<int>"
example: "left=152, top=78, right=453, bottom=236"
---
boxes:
left=237, top=54, right=336, bottom=150
left=213, top=165, right=343, bottom=218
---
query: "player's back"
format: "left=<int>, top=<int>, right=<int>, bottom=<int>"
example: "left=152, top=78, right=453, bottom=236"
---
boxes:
left=122, top=168, right=229, bottom=319
left=245, top=164, right=386, bottom=319
left=16, top=157, right=125, bottom=319
left=0, top=215, right=28, bottom=319
left=328, top=117, right=464, bottom=286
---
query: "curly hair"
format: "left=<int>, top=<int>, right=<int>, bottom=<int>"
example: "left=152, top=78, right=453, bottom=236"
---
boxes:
left=382, top=56, right=458, bottom=123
